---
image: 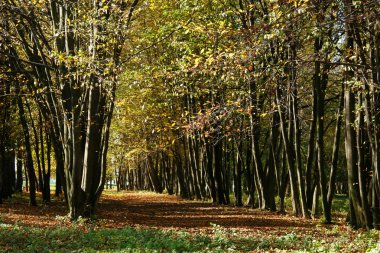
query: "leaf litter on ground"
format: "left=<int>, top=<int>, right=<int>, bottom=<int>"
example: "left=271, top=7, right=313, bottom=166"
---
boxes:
left=0, top=190, right=379, bottom=252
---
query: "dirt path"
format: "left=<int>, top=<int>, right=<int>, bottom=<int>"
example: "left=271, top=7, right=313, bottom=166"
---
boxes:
left=97, top=191, right=319, bottom=234
left=1, top=191, right=329, bottom=235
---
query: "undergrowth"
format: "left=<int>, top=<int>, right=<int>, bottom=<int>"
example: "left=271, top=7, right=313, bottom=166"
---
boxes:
left=0, top=192, right=376, bottom=252
left=0, top=222, right=379, bottom=252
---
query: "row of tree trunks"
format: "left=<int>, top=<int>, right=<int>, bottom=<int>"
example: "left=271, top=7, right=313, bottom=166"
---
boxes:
left=1, top=0, right=140, bottom=219
left=3, top=45, right=54, bottom=205
left=2, top=0, right=379, bottom=229
left=342, top=0, right=380, bottom=229
left=16, top=82, right=37, bottom=206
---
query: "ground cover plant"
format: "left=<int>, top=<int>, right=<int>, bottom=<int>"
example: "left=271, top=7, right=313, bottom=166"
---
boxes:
left=0, top=191, right=379, bottom=252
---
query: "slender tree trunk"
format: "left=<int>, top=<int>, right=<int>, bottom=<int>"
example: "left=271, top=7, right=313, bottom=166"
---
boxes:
left=206, top=139, right=217, bottom=203
left=234, top=135, right=243, bottom=207
left=264, top=106, right=278, bottom=211
left=290, top=41, right=309, bottom=218
left=16, top=89, right=36, bottom=206
left=16, top=150, right=23, bottom=193
left=327, top=84, right=344, bottom=209
left=276, top=83, right=302, bottom=216
left=223, top=141, right=231, bottom=205
left=188, top=136, right=201, bottom=199
left=356, top=93, right=372, bottom=227
left=147, top=154, right=163, bottom=193
left=174, top=137, right=190, bottom=198
left=244, top=133, right=255, bottom=207
left=370, top=17, right=380, bottom=230
left=43, top=125, right=51, bottom=203
left=26, top=102, right=43, bottom=193
left=278, top=148, right=288, bottom=213
left=306, top=85, right=317, bottom=210
left=343, top=0, right=372, bottom=229
left=214, top=140, right=226, bottom=204
left=249, top=79, right=269, bottom=209
left=314, top=38, right=331, bottom=222
left=52, top=132, right=65, bottom=199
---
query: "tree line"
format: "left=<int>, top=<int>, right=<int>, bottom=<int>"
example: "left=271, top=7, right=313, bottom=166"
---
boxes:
left=110, top=0, right=380, bottom=229
left=0, top=0, right=139, bottom=219
left=1, top=0, right=380, bottom=230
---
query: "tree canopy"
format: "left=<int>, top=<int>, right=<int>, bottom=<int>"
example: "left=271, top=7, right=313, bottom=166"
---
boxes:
left=1, top=0, right=380, bottom=230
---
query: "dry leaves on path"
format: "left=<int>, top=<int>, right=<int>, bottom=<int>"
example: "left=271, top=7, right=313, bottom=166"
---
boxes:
left=0, top=190, right=342, bottom=239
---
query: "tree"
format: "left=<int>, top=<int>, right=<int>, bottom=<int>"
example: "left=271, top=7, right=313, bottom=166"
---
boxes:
left=0, top=0, right=139, bottom=219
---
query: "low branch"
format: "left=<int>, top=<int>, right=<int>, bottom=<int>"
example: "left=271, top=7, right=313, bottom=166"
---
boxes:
left=0, top=51, right=54, bottom=69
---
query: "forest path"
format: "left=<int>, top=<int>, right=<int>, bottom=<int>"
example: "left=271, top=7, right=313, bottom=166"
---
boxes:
left=97, top=191, right=319, bottom=234
left=1, top=191, right=338, bottom=236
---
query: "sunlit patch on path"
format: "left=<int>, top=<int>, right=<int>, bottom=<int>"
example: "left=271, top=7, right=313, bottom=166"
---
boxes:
left=97, top=191, right=317, bottom=234
left=0, top=190, right=328, bottom=237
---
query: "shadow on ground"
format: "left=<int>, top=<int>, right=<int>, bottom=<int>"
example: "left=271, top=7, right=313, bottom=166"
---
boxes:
left=0, top=191, right=317, bottom=232
left=97, top=192, right=316, bottom=231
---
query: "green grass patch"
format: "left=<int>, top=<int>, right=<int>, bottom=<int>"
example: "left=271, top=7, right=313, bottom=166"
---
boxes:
left=0, top=225, right=211, bottom=253
left=0, top=222, right=379, bottom=252
left=332, top=194, right=349, bottom=214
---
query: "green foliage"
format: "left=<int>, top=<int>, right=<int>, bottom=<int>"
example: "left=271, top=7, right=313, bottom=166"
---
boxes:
left=332, top=194, right=349, bottom=214
left=0, top=221, right=379, bottom=252
left=210, top=223, right=234, bottom=250
left=0, top=225, right=209, bottom=252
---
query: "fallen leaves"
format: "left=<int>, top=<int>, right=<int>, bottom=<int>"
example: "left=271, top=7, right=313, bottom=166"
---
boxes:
left=0, top=190, right=370, bottom=246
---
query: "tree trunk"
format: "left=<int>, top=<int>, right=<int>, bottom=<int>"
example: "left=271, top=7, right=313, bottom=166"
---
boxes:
left=327, top=84, right=344, bottom=210
left=206, top=139, right=217, bottom=203
left=276, top=83, right=302, bottom=216
left=16, top=89, right=37, bottom=206
left=16, top=150, right=23, bottom=193
left=343, top=0, right=372, bottom=229
left=214, top=140, right=226, bottom=204
left=26, top=101, right=43, bottom=193
left=234, top=135, right=243, bottom=207
left=244, top=133, right=255, bottom=208
left=290, top=40, right=309, bottom=218
left=174, top=138, right=190, bottom=198
left=43, top=125, right=51, bottom=203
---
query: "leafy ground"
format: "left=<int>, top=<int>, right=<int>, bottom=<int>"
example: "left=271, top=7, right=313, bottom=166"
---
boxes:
left=0, top=191, right=379, bottom=252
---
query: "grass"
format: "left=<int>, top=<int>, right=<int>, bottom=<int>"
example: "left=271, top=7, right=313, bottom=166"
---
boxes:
left=0, top=222, right=379, bottom=252
left=332, top=194, right=349, bottom=214
left=0, top=224, right=195, bottom=252
left=1, top=191, right=377, bottom=252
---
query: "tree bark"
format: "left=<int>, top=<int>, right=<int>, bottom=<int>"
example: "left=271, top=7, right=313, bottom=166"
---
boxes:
left=16, top=88, right=37, bottom=206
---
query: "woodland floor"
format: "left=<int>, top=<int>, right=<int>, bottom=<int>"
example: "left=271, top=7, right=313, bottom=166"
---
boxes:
left=98, top=192, right=328, bottom=235
left=1, top=190, right=334, bottom=232
left=0, top=191, right=379, bottom=252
